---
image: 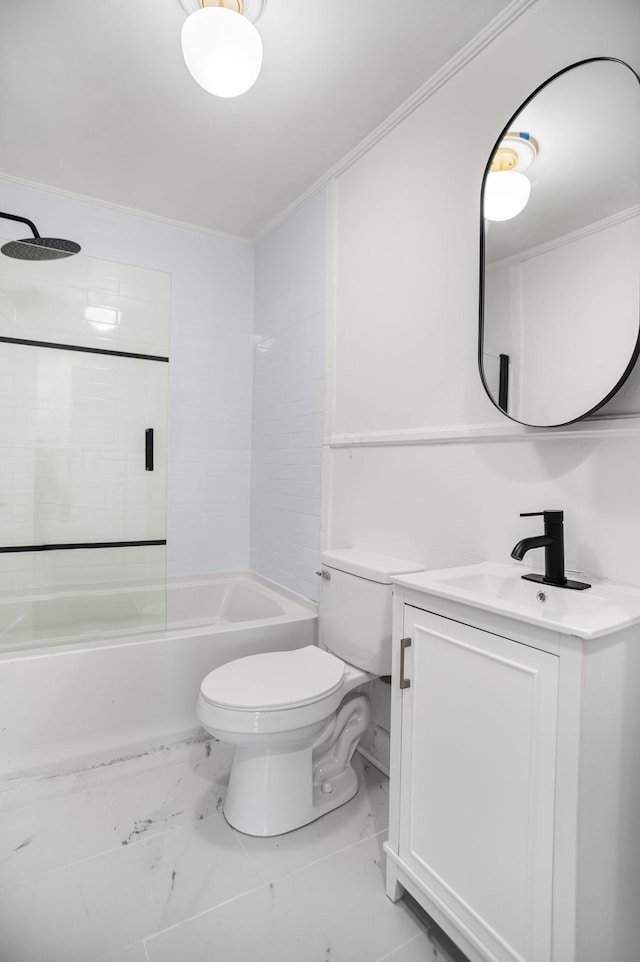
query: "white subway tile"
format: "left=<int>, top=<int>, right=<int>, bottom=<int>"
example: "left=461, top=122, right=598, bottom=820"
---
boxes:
left=250, top=192, right=326, bottom=596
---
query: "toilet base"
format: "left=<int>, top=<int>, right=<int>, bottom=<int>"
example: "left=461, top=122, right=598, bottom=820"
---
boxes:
left=223, top=693, right=370, bottom=837
left=223, top=742, right=360, bottom=837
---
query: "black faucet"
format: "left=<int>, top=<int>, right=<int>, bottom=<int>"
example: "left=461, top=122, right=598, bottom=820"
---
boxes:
left=510, top=510, right=590, bottom=590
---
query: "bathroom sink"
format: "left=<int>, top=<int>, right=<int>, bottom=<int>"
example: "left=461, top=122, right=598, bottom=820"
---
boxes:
left=393, top=562, right=640, bottom=639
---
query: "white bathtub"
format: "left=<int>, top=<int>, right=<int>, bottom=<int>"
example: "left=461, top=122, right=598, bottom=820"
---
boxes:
left=0, top=573, right=317, bottom=781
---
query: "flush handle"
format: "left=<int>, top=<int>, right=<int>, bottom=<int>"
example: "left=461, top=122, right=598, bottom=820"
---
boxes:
left=399, top=637, right=411, bottom=690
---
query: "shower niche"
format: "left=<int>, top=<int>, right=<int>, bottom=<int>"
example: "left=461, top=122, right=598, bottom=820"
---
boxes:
left=0, top=237, right=170, bottom=650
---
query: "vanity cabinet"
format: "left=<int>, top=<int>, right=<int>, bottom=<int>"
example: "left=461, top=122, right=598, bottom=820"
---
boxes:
left=384, top=574, right=640, bottom=962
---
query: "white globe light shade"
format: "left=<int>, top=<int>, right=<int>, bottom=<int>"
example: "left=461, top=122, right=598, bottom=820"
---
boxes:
left=181, top=7, right=263, bottom=98
left=483, top=170, right=531, bottom=222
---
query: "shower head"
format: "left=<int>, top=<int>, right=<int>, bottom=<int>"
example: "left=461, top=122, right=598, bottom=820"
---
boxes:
left=0, top=211, right=81, bottom=261
left=1, top=237, right=82, bottom=261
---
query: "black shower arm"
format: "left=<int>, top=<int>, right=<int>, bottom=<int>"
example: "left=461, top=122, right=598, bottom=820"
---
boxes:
left=0, top=211, right=40, bottom=239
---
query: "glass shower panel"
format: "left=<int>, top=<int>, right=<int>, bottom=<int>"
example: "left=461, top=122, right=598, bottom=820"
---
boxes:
left=0, top=240, right=170, bottom=650
left=0, top=345, right=168, bottom=546
left=0, top=546, right=167, bottom=649
left=0, top=247, right=171, bottom=355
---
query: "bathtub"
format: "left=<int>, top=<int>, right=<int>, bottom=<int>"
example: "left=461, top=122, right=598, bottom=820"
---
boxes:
left=0, top=573, right=317, bottom=781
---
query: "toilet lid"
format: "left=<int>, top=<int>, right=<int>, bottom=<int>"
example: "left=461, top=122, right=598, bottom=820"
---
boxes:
left=200, top=646, right=345, bottom=711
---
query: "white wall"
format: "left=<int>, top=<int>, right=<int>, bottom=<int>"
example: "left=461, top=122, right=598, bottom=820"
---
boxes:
left=251, top=191, right=327, bottom=602
left=325, top=0, right=640, bottom=772
left=485, top=212, right=640, bottom=424
left=0, top=179, right=255, bottom=578
left=326, top=0, right=640, bottom=589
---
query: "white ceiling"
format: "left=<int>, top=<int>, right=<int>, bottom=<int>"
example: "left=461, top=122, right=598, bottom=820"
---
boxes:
left=0, top=0, right=514, bottom=240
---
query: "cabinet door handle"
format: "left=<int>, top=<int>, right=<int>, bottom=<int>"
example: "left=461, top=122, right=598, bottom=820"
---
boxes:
left=399, top=636, right=411, bottom=689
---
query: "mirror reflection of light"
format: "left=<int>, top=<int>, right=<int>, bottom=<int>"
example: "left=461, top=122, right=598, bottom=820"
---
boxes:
left=484, top=170, right=531, bottom=221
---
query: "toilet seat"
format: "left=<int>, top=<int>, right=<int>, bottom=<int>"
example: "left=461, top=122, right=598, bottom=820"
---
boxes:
left=200, top=645, right=345, bottom=711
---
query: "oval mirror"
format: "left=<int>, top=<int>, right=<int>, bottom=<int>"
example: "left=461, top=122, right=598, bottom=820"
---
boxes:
left=479, top=58, right=640, bottom=427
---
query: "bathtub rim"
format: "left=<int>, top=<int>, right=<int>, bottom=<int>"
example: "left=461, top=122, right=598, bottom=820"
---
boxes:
left=0, top=570, right=318, bottom=661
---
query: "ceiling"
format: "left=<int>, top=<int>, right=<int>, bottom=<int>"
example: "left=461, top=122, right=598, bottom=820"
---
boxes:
left=0, top=0, right=514, bottom=240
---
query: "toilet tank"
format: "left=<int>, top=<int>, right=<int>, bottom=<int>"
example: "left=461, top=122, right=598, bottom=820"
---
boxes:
left=319, top=549, right=423, bottom=675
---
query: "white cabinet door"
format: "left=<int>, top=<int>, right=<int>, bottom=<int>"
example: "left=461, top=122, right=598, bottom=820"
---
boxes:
left=399, top=606, right=558, bottom=962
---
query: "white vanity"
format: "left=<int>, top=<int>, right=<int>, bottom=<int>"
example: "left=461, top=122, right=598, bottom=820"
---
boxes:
left=384, top=562, right=640, bottom=962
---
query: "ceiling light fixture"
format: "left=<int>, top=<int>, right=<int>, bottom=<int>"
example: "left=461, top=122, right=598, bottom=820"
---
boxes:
left=179, top=0, right=266, bottom=99
left=484, top=131, right=538, bottom=222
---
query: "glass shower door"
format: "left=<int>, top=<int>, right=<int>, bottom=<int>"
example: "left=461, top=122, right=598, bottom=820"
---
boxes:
left=0, top=242, right=170, bottom=650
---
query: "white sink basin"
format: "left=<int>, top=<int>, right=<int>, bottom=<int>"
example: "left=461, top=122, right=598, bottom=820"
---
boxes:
left=393, top=562, right=640, bottom=639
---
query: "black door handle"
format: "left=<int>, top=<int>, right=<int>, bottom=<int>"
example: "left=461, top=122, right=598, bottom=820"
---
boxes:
left=145, top=428, right=154, bottom=471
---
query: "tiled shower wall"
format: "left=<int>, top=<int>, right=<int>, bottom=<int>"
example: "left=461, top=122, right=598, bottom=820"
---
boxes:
left=250, top=191, right=327, bottom=603
left=0, top=179, right=327, bottom=593
left=167, top=234, right=254, bottom=577
left=0, top=179, right=255, bottom=580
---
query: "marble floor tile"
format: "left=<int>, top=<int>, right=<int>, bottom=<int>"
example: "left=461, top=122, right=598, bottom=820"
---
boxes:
left=234, top=753, right=389, bottom=882
left=0, top=786, right=119, bottom=888
left=375, top=909, right=470, bottom=962
left=376, top=932, right=439, bottom=962
left=109, top=741, right=234, bottom=845
left=145, top=836, right=426, bottom=962
left=0, top=742, right=435, bottom=962
left=0, top=866, right=103, bottom=962
left=0, top=811, right=262, bottom=962
left=77, top=811, right=263, bottom=955
left=96, top=943, right=149, bottom=962
left=353, top=828, right=387, bottom=875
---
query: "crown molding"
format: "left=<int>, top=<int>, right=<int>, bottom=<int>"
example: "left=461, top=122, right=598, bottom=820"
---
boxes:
left=0, top=169, right=252, bottom=246
left=489, top=204, right=640, bottom=270
left=256, top=0, right=540, bottom=241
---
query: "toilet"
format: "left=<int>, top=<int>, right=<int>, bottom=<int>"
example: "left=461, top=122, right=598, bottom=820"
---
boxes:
left=196, top=549, right=422, bottom=836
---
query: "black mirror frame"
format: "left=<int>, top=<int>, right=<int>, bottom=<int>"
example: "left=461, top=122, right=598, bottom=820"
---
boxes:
left=478, top=57, right=640, bottom=428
